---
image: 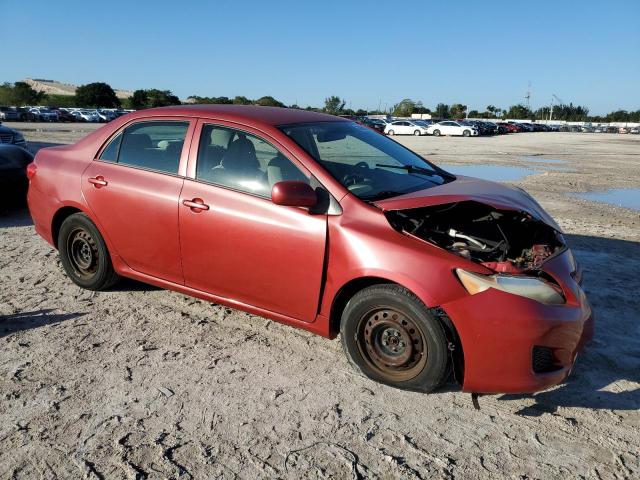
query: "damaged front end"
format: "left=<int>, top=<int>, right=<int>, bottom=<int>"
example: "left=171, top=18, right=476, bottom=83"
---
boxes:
left=385, top=200, right=565, bottom=274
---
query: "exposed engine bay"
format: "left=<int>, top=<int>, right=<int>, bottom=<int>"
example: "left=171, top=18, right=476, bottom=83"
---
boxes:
left=385, top=201, right=564, bottom=273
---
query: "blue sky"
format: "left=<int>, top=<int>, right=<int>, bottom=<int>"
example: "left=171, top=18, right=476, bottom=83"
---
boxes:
left=2, top=0, right=639, bottom=114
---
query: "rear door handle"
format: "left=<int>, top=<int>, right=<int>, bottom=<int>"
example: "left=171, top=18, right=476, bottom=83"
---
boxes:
left=88, top=176, right=108, bottom=188
left=183, top=198, right=209, bottom=212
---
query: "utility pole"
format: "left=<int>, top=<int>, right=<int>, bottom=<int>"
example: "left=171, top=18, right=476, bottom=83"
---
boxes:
left=549, top=94, right=563, bottom=121
left=525, top=81, right=531, bottom=109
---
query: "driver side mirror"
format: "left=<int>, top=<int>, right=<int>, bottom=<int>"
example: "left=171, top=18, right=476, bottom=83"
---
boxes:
left=271, top=181, right=318, bottom=208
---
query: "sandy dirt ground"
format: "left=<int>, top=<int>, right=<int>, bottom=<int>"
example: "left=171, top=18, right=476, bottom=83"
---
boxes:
left=1, top=123, right=639, bottom=479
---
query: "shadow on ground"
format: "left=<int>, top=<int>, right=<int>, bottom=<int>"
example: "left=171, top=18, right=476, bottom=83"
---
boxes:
left=0, top=309, right=86, bottom=338
left=111, top=277, right=160, bottom=292
left=501, top=234, right=640, bottom=413
left=0, top=206, right=32, bottom=227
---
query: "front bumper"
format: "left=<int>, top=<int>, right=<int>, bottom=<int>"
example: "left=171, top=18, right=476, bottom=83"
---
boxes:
left=442, top=248, right=593, bottom=394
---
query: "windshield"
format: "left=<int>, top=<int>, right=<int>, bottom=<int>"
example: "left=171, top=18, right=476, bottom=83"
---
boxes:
left=279, top=121, right=453, bottom=200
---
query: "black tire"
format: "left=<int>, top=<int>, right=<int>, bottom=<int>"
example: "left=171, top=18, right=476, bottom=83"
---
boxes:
left=414, top=130, right=421, bottom=136
left=463, top=130, right=471, bottom=137
left=433, top=129, right=441, bottom=136
left=340, top=284, right=449, bottom=392
left=58, top=213, right=119, bottom=290
left=388, top=129, right=394, bottom=136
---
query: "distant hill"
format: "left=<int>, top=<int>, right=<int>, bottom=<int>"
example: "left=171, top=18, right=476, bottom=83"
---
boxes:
left=24, top=78, right=133, bottom=99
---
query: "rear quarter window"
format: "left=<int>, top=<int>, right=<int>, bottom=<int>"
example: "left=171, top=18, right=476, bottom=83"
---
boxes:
left=99, top=133, right=122, bottom=162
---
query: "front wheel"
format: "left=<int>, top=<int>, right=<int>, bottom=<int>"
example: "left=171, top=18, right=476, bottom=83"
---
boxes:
left=414, top=130, right=421, bottom=136
left=58, top=213, right=119, bottom=290
left=387, top=130, right=394, bottom=136
left=340, top=285, right=449, bottom=392
left=432, top=129, right=441, bottom=136
left=463, top=130, right=471, bottom=137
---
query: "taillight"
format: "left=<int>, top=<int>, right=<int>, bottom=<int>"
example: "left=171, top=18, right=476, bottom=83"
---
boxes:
left=26, top=163, right=37, bottom=180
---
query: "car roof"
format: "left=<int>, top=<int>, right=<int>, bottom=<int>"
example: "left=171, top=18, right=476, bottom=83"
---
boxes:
left=126, top=105, right=341, bottom=127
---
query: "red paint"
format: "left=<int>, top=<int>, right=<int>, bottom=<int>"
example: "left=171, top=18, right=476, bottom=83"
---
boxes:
left=27, top=105, right=593, bottom=394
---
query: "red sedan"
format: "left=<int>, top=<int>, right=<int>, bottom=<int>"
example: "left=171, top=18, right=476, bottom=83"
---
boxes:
left=27, top=105, right=593, bottom=394
left=498, top=122, right=520, bottom=133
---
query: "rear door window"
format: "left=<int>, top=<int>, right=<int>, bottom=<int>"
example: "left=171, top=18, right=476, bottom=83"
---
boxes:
left=116, top=121, right=189, bottom=174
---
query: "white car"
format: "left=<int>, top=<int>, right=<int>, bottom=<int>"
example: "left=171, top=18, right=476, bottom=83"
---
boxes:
left=384, top=120, right=429, bottom=136
left=426, top=121, right=478, bottom=137
left=97, top=110, right=116, bottom=122
left=72, top=110, right=100, bottom=122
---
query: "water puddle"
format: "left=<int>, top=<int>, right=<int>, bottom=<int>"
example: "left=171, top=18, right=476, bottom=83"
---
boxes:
left=440, top=156, right=576, bottom=182
left=520, top=156, right=575, bottom=172
left=440, top=164, right=535, bottom=182
left=570, top=189, right=640, bottom=210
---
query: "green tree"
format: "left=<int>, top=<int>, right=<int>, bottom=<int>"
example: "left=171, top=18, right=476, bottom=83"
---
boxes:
left=449, top=103, right=467, bottom=118
left=205, top=96, right=232, bottom=104
left=392, top=98, right=416, bottom=117
left=468, top=110, right=480, bottom=118
left=0, top=83, right=14, bottom=105
left=413, top=101, right=430, bottom=114
left=146, top=89, right=180, bottom=107
left=46, top=94, right=78, bottom=108
left=324, top=96, right=345, bottom=114
left=255, top=96, right=285, bottom=107
left=504, top=104, right=533, bottom=119
left=7, top=81, right=46, bottom=105
left=130, top=90, right=149, bottom=109
left=434, top=103, right=450, bottom=119
left=196, top=96, right=233, bottom=104
left=232, top=96, right=252, bottom=105
left=75, top=82, right=120, bottom=108
left=130, top=89, right=180, bottom=109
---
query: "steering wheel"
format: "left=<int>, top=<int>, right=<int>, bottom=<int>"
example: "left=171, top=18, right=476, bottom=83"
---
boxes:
left=342, top=162, right=371, bottom=187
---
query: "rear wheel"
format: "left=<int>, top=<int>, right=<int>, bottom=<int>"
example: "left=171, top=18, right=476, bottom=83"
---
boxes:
left=340, top=285, right=449, bottom=392
left=433, top=129, right=441, bottom=136
left=414, top=130, right=421, bottom=136
left=58, top=213, right=119, bottom=290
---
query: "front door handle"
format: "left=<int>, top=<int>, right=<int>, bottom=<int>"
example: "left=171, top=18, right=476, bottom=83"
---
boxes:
left=183, top=198, right=210, bottom=212
left=88, top=176, right=108, bottom=188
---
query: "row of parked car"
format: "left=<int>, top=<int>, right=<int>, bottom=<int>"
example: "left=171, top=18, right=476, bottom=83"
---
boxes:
left=361, top=118, right=640, bottom=136
left=557, top=124, right=640, bottom=134
left=359, top=118, right=559, bottom=137
left=0, top=106, right=134, bottom=123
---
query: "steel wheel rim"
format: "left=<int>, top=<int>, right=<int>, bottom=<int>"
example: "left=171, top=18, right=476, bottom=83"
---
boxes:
left=66, top=227, right=98, bottom=279
left=356, top=307, right=427, bottom=381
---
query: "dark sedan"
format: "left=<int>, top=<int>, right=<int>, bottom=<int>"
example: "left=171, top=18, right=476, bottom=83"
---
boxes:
left=0, top=144, right=34, bottom=208
left=0, top=123, right=27, bottom=148
left=54, top=110, right=77, bottom=122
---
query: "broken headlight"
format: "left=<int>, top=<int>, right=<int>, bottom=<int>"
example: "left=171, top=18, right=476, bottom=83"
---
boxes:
left=455, top=269, right=565, bottom=305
